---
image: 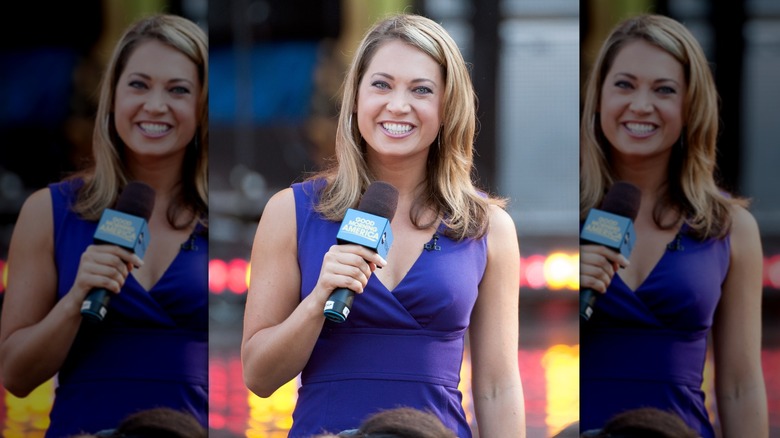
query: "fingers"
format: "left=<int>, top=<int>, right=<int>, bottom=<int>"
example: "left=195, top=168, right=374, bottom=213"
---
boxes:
left=319, top=245, right=386, bottom=295
left=580, top=245, right=630, bottom=294
left=75, top=245, right=139, bottom=295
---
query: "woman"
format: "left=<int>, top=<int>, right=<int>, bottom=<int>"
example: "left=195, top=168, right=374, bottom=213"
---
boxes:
left=580, top=14, right=767, bottom=437
left=0, top=14, right=208, bottom=436
left=241, top=13, right=525, bottom=437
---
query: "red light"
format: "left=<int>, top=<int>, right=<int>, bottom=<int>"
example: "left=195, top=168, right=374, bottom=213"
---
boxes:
left=523, top=255, right=548, bottom=290
left=227, top=259, right=249, bottom=294
left=209, top=259, right=228, bottom=294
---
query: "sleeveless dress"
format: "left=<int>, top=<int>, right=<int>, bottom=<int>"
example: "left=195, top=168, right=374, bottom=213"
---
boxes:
left=288, top=180, right=487, bottom=438
left=580, top=224, right=730, bottom=438
left=45, top=179, right=208, bottom=437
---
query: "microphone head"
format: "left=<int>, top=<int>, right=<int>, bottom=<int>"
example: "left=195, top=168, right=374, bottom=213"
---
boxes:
left=600, top=181, right=641, bottom=221
left=115, top=181, right=156, bottom=221
left=358, top=181, right=399, bottom=220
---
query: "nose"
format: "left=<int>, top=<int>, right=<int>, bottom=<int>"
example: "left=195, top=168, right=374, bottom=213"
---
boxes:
left=143, top=89, right=168, bottom=114
left=386, top=90, right=411, bottom=114
left=629, top=91, right=653, bottom=114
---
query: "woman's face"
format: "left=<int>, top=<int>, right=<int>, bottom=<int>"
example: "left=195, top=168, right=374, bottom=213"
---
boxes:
left=356, top=40, right=443, bottom=164
left=114, top=39, right=200, bottom=163
left=600, top=39, right=686, bottom=163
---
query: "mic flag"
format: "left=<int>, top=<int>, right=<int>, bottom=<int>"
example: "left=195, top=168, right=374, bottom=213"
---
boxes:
left=81, top=181, right=155, bottom=323
left=580, top=181, right=641, bottom=321
left=324, top=181, right=398, bottom=323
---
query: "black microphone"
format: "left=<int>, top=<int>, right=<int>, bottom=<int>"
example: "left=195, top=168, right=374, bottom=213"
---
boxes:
left=580, top=182, right=641, bottom=321
left=323, top=181, right=398, bottom=323
left=81, top=181, right=155, bottom=323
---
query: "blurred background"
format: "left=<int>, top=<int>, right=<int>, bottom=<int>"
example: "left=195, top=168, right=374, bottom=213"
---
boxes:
left=582, top=0, right=780, bottom=436
left=207, top=0, right=579, bottom=437
left=0, top=0, right=777, bottom=437
left=0, top=0, right=208, bottom=436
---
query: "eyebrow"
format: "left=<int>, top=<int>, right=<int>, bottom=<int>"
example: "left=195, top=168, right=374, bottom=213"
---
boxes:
left=126, top=72, right=196, bottom=87
left=371, top=72, right=437, bottom=87
left=613, top=72, right=681, bottom=87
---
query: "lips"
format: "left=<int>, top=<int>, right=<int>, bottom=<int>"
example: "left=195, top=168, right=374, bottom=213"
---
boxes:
left=623, top=122, right=657, bottom=136
left=138, top=122, right=172, bottom=135
left=381, top=122, right=414, bottom=136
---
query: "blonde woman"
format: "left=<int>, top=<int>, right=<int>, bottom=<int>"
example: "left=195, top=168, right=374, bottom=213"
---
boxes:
left=580, top=14, right=767, bottom=437
left=0, top=14, right=208, bottom=436
left=242, top=13, right=525, bottom=437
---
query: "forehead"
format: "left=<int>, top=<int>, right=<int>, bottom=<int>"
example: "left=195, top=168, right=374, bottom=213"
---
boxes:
left=363, top=40, right=442, bottom=80
left=121, top=39, right=198, bottom=80
left=608, top=39, right=684, bottom=83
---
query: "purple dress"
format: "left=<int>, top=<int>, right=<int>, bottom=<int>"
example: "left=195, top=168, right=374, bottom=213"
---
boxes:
left=581, top=224, right=730, bottom=437
left=46, top=180, right=208, bottom=437
left=288, top=180, right=487, bottom=437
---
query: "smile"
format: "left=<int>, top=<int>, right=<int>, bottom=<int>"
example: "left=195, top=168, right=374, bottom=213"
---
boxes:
left=139, top=122, right=171, bottom=135
left=623, top=122, right=657, bottom=135
left=381, top=122, right=413, bottom=135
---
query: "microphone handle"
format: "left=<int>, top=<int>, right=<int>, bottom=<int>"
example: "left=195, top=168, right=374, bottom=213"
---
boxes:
left=580, top=288, right=597, bottom=322
left=324, top=287, right=355, bottom=323
left=81, top=288, right=112, bottom=323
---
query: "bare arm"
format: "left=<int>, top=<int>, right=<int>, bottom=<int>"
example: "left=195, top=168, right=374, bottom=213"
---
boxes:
left=0, top=189, right=139, bottom=396
left=712, top=205, right=768, bottom=438
left=469, top=206, right=525, bottom=437
left=241, top=188, right=384, bottom=397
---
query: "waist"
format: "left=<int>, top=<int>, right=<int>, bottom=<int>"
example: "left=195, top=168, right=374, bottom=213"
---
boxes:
left=60, top=326, right=208, bottom=385
left=303, top=327, right=466, bottom=387
left=581, top=326, right=708, bottom=386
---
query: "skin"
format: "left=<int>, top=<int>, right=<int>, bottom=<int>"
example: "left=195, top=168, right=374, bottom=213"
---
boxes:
left=0, top=39, right=201, bottom=397
left=242, top=40, right=525, bottom=436
left=581, top=40, right=767, bottom=437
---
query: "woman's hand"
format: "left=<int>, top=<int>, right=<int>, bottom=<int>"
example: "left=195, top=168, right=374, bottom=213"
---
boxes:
left=67, top=244, right=143, bottom=302
left=312, top=244, right=387, bottom=302
left=580, top=244, right=629, bottom=294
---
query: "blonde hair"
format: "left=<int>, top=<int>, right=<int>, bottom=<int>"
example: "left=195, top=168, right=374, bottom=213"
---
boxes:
left=311, top=13, right=504, bottom=240
left=581, top=14, right=744, bottom=239
left=73, top=14, right=208, bottom=229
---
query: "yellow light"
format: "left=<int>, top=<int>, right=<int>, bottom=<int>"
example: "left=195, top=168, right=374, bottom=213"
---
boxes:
left=4, top=378, right=54, bottom=437
left=543, top=252, right=579, bottom=291
left=542, top=344, right=579, bottom=436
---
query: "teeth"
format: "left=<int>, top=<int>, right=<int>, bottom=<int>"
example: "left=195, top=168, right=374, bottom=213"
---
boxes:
left=382, top=123, right=412, bottom=135
left=139, top=123, right=170, bottom=134
left=625, top=122, right=655, bottom=134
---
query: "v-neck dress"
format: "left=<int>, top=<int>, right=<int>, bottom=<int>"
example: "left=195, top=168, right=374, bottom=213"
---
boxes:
left=580, top=224, right=730, bottom=437
left=288, top=180, right=487, bottom=438
left=45, top=179, right=208, bottom=437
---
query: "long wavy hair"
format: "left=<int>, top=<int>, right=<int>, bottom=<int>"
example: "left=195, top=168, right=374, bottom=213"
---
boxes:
left=72, top=14, right=208, bottom=229
left=580, top=14, right=744, bottom=240
left=311, top=13, right=505, bottom=240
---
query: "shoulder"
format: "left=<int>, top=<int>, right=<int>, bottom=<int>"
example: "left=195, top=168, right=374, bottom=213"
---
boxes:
left=487, top=204, right=516, bottom=237
left=727, top=204, right=761, bottom=258
left=263, top=187, right=296, bottom=219
left=19, top=187, right=54, bottom=220
left=12, top=188, right=54, bottom=250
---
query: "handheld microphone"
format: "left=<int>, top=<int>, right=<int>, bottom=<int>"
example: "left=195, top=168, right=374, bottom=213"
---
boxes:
left=81, top=181, right=155, bottom=323
left=580, top=181, right=641, bottom=321
left=323, top=181, right=398, bottom=323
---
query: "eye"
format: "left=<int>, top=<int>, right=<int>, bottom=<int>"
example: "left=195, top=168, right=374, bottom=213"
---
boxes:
left=371, top=80, right=390, bottom=90
left=656, top=85, right=677, bottom=95
left=170, top=85, right=191, bottom=95
left=128, top=80, right=148, bottom=90
left=614, top=80, right=633, bottom=90
left=413, top=86, right=433, bottom=95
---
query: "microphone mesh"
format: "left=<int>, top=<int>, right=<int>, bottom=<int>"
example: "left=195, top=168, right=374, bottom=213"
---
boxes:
left=358, top=181, right=399, bottom=220
left=600, top=181, right=641, bottom=220
left=115, top=181, right=156, bottom=221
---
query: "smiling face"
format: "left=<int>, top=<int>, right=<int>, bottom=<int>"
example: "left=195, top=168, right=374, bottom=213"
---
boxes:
left=600, top=39, right=686, bottom=163
left=113, top=39, right=200, bottom=163
left=356, top=40, right=443, bottom=164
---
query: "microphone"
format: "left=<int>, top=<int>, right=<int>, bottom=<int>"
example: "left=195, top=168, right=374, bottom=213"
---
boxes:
left=80, top=181, right=155, bottom=323
left=579, top=181, right=641, bottom=321
left=323, top=181, right=398, bottom=323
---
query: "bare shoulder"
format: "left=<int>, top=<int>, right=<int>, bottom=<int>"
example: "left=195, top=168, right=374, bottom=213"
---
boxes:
left=258, top=188, right=296, bottom=229
left=13, top=188, right=54, bottom=243
left=727, top=204, right=761, bottom=257
left=487, top=204, right=517, bottom=239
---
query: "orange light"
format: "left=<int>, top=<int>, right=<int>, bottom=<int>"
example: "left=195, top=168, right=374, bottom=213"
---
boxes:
left=543, top=252, right=578, bottom=291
